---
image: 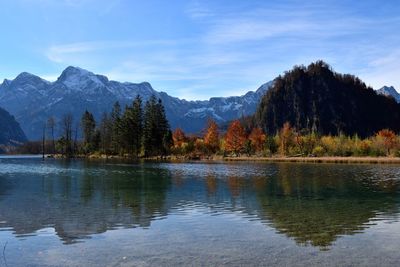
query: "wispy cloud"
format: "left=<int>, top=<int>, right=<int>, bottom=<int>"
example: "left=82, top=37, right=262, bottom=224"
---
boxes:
left=36, top=0, right=400, bottom=99
left=185, top=1, right=214, bottom=19
left=46, top=39, right=191, bottom=63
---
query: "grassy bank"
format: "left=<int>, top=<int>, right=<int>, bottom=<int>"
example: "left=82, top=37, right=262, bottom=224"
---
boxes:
left=224, top=156, right=400, bottom=164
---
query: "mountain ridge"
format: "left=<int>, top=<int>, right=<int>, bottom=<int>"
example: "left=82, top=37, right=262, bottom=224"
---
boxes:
left=376, top=86, right=400, bottom=103
left=0, top=66, right=272, bottom=140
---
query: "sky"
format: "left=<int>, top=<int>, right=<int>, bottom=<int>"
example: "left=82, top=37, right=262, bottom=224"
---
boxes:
left=0, top=0, right=399, bottom=100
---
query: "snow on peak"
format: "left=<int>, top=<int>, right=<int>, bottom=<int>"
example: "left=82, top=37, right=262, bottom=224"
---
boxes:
left=57, top=66, right=106, bottom=91
left=256, top=81, right=273, bottom=94
left=377, top=86, right=400, bottom=103
left=13, top=72, right=43, bottom=83
left=380, top=86, right=398, bottom=93
left=1, top=79, right=11, bottom=87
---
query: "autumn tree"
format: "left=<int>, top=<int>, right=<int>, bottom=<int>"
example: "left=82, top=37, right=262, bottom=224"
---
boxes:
left=376, top=129, right=397, bottom=155
left=225, top=120, right=246, bottom=155
left=248, top=127, right=266, bottom=153
left=204, top=119, right=220, bottom=153
left=173, top=128, right=186, bottom=148
left=279, top=122, right=294, bottom=155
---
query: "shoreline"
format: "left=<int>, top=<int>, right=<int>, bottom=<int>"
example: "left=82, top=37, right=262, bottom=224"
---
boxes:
left=223, top=156, right=400, bottom=164
left=5, top=153, right=400, bottom=164
left=55, top=154, right=400, bottom=164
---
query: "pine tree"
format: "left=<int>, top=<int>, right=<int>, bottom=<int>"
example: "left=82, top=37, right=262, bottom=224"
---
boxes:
left=132, top=95, right=143, bottom=157
left=81, top=110, right=96, bottom=154
left=60, top=114, right=73, bottom=157
left=155, top=98, right=170, bottom=155
left=143, top=95, right=171, bottom=156
left=143, top=95, right=157, bottom=156
left=110, top=101, right=122, bottom=154
left=99, top=112, right=112, bottom=154
left=120, top=95, right=143, bottom=157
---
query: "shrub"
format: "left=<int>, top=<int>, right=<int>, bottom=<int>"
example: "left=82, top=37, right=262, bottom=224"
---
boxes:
left=312, top=146, right=325, bottom=157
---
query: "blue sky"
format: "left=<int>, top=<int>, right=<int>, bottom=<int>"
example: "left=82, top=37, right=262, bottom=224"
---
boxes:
left=0, top=0, right=399, bottom=100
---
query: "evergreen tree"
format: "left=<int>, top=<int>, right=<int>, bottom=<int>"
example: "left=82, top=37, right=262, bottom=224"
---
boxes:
left=110, top=101, right=122, bottom=154
left=60, top=113, right=73, bottom=157
left=120, top=96, right=143, bottom=157
left=132, top=95, right=143, bottom=157
left=143, top=96, right=157, bottom=156
left=81, top=110, right=96, bottom=154
left=99, top=112, right=112, bottom=154
left=156, top=98, right=170, bottom=155
left=143, top=95, right=171, bottom=156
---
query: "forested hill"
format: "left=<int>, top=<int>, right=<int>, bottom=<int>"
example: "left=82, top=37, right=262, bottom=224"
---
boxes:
left=254, top=61, right=400, bottom=137
left=0, top=106, right=27, bottom=151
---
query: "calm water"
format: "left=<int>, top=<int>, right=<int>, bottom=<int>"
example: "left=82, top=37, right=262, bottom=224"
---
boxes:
left=0, top=156, right=400, bottom=266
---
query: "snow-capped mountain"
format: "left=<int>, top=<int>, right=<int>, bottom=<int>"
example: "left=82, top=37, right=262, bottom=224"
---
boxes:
left=0, top=66, right=272, bottom=140
left=376, top=86, right=400, bottom=103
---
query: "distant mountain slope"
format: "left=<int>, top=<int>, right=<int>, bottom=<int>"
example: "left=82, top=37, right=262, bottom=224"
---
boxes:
left=376, top=86, right=400, bottom=103
left=0, top=67, right=272, bottom=140
left=0, top=106, right=27, bottom=152
left=255, top=61, right=400, bottom=137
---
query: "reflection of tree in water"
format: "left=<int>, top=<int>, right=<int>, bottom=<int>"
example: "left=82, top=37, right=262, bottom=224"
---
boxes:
left=206, top=175, right=217, bottom=196
left=104, top=165, right=171, bottom=227
left=227, top=176, right=245, bottom=198
left=0, top=178, right=12, bottom=198
left=1, top=160, right=400, bottom=248
left=253, top=164, right=400, bottom=249
left=0, top=160, right=171, bottom=244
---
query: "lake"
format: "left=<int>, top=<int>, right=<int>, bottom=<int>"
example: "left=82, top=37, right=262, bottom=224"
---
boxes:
left=0, top=156, right=399, bottom=266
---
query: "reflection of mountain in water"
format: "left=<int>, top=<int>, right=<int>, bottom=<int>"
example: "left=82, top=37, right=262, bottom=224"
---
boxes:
left=252, top=164, right=400, bottom=248
left=0, top=159, right=399, bottom=248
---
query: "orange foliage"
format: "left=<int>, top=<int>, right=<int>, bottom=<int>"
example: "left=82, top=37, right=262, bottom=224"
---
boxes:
left=204, top=119, right=220, bottom=152
left=172, top=128, right=186, bottom=148
left=376, top=129, right=397, bottom=154
left=248, top=127, right=266, bottom=152
left=225, top=120, right=246, bottom=154
left=194, top=138, right=205, bottom=152
left=279, top=122, right=294, bottom=155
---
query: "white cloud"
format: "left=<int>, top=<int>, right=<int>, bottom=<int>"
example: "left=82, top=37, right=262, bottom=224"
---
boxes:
left=39, top=1, right=400, bottom=99
left=185, top=1, right=214, bottom=19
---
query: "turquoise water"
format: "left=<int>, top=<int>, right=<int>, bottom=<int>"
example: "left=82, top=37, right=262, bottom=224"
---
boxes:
left=0, top=156, right=399, bottom=266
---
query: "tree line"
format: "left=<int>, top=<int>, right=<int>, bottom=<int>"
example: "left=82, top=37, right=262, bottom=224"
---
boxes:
left=15, top=97, right=400, bottom=158
left=17, top=95, right=172, bottom=158
left=171, top=120, right=400, bottom=158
